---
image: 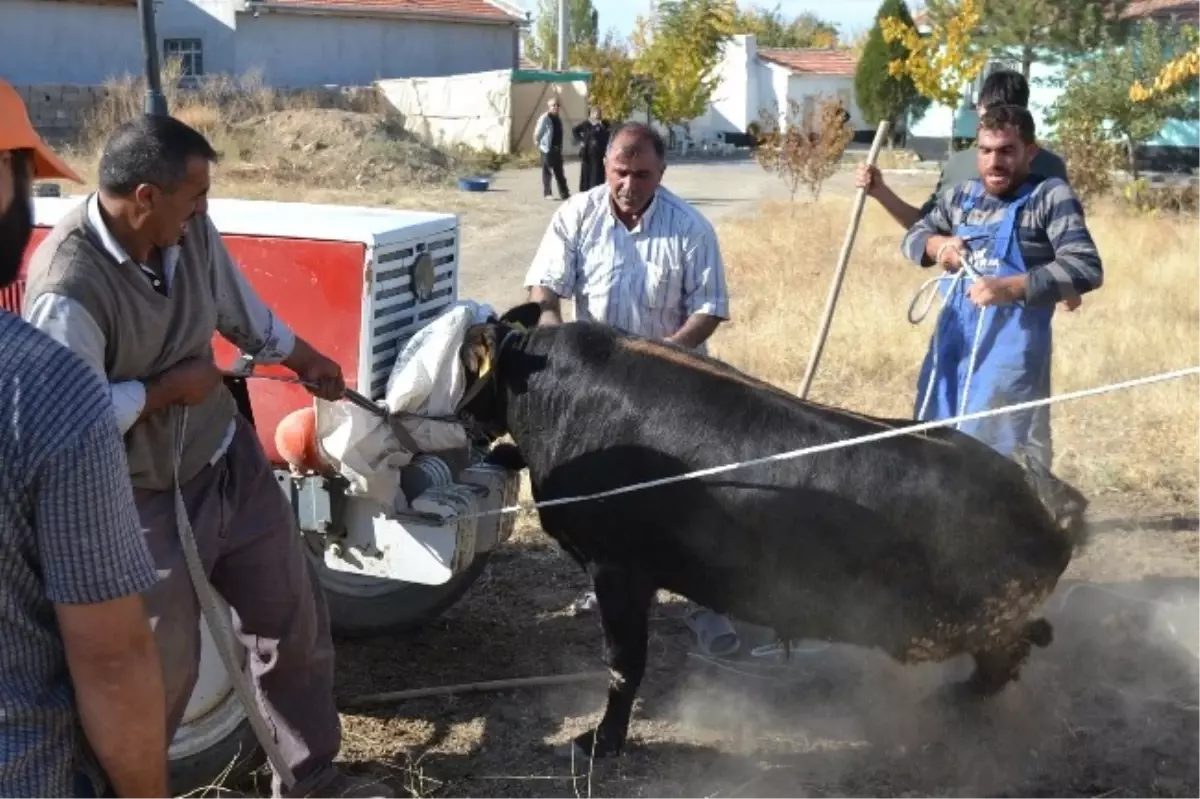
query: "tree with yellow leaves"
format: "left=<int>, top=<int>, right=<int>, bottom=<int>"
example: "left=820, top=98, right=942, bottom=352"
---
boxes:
left=575, top=35, right=639, bottom=122
left=880, top=0, right=989, bottom=153
left=631, top=0, right=736, bottom=131
left=1130, top=26, right=1199, bottom=101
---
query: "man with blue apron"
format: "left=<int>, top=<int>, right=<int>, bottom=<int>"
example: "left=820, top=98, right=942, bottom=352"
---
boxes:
left=902, top=105, right=1104, bottom=529
left=914, top=178, right=1053, bottom=471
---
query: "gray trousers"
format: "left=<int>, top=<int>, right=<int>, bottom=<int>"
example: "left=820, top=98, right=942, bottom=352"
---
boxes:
left=135, top=415, right=340, bottom=797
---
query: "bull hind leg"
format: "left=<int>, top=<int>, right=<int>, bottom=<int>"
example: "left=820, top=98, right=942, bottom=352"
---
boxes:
left=567, top=565, right=655, bottom=761
left=957, top=617, right=1055, bottom=700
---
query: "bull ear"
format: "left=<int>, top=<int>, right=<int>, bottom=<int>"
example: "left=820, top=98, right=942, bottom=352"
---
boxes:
left=499, top=302, right=543, bottom=331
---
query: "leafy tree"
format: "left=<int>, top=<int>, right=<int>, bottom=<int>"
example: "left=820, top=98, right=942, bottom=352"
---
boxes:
left=1048, top=19, right=1196, bottom=178
left=754, top=94, right=854, bottom=205
left=631, top=0, right=736, bottom=130
left=922, top=0, right=1131, bottom=79
left=854, top=0, right=929, bottom=146
left=881, top=0, right=989, bottom=153
left=1131, top=25, right=1200, bottom=101
left=576, top=33, right=638, bottom=121
left=523, top=0, right=599, bottom=69
left=732, top=4, right=840, bottom=48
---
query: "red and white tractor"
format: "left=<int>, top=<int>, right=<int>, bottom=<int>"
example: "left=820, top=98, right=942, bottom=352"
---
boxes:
left=12, top=195, right=521, bottom=793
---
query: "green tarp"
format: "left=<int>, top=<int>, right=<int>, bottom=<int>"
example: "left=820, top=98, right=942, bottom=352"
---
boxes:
left=511, top=68, right=592, bottom=83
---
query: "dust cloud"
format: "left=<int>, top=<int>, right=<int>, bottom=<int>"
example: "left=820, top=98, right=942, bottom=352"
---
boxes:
left=649, top=577, right=1198, bottom=797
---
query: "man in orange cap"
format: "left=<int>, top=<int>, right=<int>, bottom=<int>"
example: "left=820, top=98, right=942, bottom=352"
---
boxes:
left=0, top=78, right=169, bottom=797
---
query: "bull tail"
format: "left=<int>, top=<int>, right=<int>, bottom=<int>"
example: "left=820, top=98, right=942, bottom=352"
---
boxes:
left=1013, top=452, right=1091, bottom=553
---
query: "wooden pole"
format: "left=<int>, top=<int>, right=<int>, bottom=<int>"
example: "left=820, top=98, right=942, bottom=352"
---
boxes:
left=339, top=670, right=610, bottom=710
left=797, top=120, right=891, bottom=399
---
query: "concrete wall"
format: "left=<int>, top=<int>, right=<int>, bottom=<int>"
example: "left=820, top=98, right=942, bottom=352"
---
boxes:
left=157, top=0, right=238, bottom=77
left=0, top=0, right=517, bottom=89
left=908, top=51, right=1199, bottom=153
left=234, top=12, right=517, bottom=87
left=787, top=73, right=865, bottom=130
left=702, top=34, right=757, bottom=135
left=9, top=84, right=114, bottom=138
left=0, top=0, right=142, bottom=84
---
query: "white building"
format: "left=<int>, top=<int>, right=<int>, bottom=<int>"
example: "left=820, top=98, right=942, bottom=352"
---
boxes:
left=0, top=0, right=528, bottom=88
left=689, top=34, right=867, bottom=145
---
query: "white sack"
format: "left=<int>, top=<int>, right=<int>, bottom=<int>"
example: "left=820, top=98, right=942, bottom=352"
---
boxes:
left=314, top=400, right=410, bottom=509
left=314, top=300, right=495, bottom=512
left=384, top=300, right=495, bottom=452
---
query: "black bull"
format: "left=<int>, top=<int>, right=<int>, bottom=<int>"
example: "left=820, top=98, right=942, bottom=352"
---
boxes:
left=457, top=302, right=1088, bottom=760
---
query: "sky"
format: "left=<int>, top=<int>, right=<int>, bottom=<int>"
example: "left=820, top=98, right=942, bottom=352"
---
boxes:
left=588, top=0, right=889, bottom=43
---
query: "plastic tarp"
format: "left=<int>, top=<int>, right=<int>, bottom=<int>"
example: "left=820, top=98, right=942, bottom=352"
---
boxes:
left=377, top=70, right=512, bottom=154
left=377, top=68, right=591, bottom=155
left=314, top=301, right=495, bottom=511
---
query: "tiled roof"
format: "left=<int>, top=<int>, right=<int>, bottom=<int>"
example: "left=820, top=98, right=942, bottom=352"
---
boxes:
left=254, top=0, right=524, bottom=22
left=1123, top=0, right=1199, bottom=22
left=757, top=48, right=857, bottom=77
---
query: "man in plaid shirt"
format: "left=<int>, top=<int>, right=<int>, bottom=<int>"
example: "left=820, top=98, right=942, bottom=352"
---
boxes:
left=0, top=78, right=167, bottom=797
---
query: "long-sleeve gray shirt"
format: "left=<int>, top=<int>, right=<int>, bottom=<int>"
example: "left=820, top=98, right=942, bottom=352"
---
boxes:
left=25, top=193, right=296, bottom=462
left=901, top=176, right=1103, bottom=307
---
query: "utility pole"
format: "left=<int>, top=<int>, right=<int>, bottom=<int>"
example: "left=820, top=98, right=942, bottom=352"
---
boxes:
left=556, top=0, right=568, bottom=70
left=138, top=0, right=168, bottom=114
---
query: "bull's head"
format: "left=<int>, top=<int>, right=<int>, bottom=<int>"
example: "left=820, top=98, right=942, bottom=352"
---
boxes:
left=455, top=301, right=542, bottom=442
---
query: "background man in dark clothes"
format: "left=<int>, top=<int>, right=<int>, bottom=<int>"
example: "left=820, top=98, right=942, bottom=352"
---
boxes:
left=534, top=97, right=570, bottom=200
left=856, top=69, right=1069, bottom=229
left=572, top=105, right=610, bottom=192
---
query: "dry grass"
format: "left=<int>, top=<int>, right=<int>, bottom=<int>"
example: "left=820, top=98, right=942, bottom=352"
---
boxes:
left=59, top=61, right=531, bottom=199
left=707, top=188, right=1199, bottom=507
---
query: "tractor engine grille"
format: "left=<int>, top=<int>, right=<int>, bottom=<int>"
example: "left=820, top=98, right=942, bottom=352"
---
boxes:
left=365, top=231, right=458, bottom=401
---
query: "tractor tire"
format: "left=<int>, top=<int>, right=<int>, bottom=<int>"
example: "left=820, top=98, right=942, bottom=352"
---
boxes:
left=312, top=552, right=493, bottom=639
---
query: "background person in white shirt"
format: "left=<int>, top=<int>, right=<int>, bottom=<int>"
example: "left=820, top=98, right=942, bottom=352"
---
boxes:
left=523, top=122, right=741, bottom=656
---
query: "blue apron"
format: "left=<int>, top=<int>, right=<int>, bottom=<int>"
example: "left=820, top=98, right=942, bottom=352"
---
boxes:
left=913, top=179, right=1054, bottom=471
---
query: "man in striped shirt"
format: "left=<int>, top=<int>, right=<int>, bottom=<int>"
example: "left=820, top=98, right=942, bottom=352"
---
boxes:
left=524, top=122, right=740, bottom=655
left=524, top=121, right=730, bottom=352
left=900, top=105, right=1102, bottom=505
left=1, top=78, right=168, bottom=797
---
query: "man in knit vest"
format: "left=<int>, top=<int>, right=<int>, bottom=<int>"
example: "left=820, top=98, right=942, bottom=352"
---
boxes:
left=23, top=114, right=391, bottom=799
left=2, top=78, right=169, bottom=799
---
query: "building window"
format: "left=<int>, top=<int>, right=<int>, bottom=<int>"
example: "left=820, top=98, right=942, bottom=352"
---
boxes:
left=163, top=38, right=204, bottom=78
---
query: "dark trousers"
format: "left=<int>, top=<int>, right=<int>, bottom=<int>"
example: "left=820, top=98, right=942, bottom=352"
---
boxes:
left=541, top=148, right=570, bottom=199
left=136, top=416, right=340, bottom=798
left=579, top=152, right=605, bottom=192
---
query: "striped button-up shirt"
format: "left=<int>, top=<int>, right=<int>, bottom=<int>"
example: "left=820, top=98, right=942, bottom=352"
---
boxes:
left=1, top=312, right=159, bottom=797
left=902, top=176, right=1103, bottom=306
left=524, top=184, right=731, bottom=347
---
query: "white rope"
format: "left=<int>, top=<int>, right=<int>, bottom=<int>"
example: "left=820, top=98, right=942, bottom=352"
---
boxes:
left=908, top=252, right=989, bottom=426
left=452, top=365, right=1200, bottom=522
left=173, top=408, right=296, bottom=789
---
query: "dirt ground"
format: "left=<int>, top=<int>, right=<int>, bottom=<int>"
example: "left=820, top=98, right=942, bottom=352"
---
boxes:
left=323, top=505, right=1198, bottom=799
left=256, top=160, right=1199, bottom=798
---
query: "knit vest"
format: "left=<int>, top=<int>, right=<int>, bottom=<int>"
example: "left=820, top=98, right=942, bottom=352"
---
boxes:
left=23, top=201, right=236, bottom=492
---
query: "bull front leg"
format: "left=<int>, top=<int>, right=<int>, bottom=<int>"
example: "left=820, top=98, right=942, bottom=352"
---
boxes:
left=569, top=564, right=654, bottom=760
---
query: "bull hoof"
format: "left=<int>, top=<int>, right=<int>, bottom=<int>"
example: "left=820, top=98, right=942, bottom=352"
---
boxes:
left=555, top=729, right=621, bottom=762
